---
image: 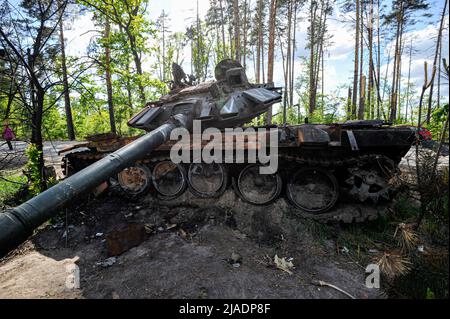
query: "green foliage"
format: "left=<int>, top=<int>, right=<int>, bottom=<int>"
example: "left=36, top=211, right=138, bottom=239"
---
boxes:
left=24, top=144, right=44, bottom=196
left=390, top=252, right=448, bottom=299
left=0, top=174, right=27, bottom=207
left=427, top=104, right=449, bottom=141
left=426, top=288, right=436, bottom=299
left=393, top=194, right=420, bottom=220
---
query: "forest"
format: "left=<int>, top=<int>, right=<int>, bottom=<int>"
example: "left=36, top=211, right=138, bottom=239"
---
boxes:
left=1, top=0, right=448, bottom=138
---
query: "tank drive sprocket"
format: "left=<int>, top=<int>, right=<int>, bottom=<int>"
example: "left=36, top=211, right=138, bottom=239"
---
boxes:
left=344, top=155, right=396, bottom=203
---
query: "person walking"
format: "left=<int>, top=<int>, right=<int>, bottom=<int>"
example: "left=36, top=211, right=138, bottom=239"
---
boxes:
left=2, top=122, right=15, bottom=151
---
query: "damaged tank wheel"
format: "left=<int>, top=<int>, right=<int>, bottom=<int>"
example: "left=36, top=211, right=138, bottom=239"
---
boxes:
left=117, top=164, right=152, bottom=196
left=345, top=156, right=395, bottom=203
left=187, top=163, right=228, bottom=198
left=286, top=167, right=339, bottom=213
left=152, top=161, right=187, bottom=199
left=235, top=164, right=282, bottom=205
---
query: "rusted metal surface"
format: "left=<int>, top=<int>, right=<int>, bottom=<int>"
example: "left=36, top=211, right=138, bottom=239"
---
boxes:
left=93, top=181, right=109, bottom=197
left=57, top=143, right=90, bottom=155
left=105, top=224, right=147, bottom=256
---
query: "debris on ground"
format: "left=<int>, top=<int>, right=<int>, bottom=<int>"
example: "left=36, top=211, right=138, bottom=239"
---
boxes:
left=274, top=255, right=295, bottom=275
left=105, top=224, right=146, bottom=256
left=0, top=190, right=385, bottom=299
left=166, top=224, right=177, bottom=231
left=311, top=279, right=356, bottom=299
left=231, top=252, right=242, bottom=264
left=178, top=229, right=188, bottom=239
left=96, top=257, right=117, bottom=268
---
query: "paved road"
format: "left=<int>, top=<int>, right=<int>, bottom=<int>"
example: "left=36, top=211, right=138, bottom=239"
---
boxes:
left=0, top=140, right=87, bottom=177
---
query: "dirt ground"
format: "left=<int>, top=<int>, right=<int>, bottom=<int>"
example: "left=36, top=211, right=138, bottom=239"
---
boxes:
left=0, top=188, right=384, bottom=299
left=2, top=143, right=449, bottom=299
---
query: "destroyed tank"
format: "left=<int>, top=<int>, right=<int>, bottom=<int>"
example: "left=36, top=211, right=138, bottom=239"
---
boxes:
left=0, top=59, right=415, bottom=256
left=61, top=60, right=415, bottom=217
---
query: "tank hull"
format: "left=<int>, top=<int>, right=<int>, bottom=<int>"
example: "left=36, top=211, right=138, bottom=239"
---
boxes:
left=60, top=122, right=415, bottom=222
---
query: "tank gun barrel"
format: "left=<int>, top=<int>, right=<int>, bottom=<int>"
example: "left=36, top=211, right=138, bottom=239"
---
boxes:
left=0, top=122, right=179, bottom=257
left=0, top=59, right=282, bottom=257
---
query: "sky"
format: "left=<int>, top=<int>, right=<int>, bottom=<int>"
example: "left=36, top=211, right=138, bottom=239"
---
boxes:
left=63, top=0, right=449, bottom=103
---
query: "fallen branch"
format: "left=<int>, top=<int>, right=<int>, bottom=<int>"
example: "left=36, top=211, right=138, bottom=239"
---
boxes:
left=311, top=279, right=356, bottom=299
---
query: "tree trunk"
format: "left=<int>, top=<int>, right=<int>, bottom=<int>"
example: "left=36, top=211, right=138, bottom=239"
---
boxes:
left=32, top=89, right=47, bottom=191
left=358, top=75, right=366, bottom=120
left=376, top=0, right=381, bottom=119
left=426, top=0, right=448, bottom=124
left=368, top=0, right=374, bottom=120
left=256, top=0, right=263, bottom=83
left=261, top=34, right=265, bottom=84
left=389, top=1, right=403, bottom=123
left=162, top=11, right=166, bottom=82
left=219, top=0, right=227, bottom=58
left=437, top=31, right=442, bottom=111
left=243, top=0, right=248, bottom=69
left=290, top=0, right=298, bottom=106
left=105, top=18, right=116, bottom=134
left=233, top=0, right=241, bottom=62
left=358, top=1, right=364, bottom=120
left=266, top=0, right=277, bottom=125
left=309, top=0, right=317, bottom=115
left=286, top=0, right=292, bottom=111
left=321, top=42, right=324, bottom=115
left=59, top=15, right=75, bottom=140
left=347, top=87, right=352, bottom=120
left=397, top=33, right=404, bottom=121
left=4, top=64, right=17, bottom=121
left=405, top=38, right=413, bottom=122
left=130, top=42, right=146, bottom=104
left=352, top=0, right=360, bottom=119
left=196, top=0, right=201, bottom=80
left=278, top=26, right=288, bottom=124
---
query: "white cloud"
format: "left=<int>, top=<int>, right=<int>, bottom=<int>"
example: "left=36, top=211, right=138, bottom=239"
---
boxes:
left=326, top=13, right=355, bottom=61
left=148, top=0, right=211, bottom=33
left=381, top=16, right=449, bottom=100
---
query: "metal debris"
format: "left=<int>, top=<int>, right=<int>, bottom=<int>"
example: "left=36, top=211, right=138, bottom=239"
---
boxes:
left=274, top=255, right=294, bottom=275
left=105, top=224, right=146, bottom=256
left=96, top=257, right=117, bottom=268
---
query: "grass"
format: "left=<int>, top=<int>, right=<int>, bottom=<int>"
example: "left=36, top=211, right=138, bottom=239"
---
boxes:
left=0, top=173, right=27, bottom=208
left=332, top=191, right=449, bottom=299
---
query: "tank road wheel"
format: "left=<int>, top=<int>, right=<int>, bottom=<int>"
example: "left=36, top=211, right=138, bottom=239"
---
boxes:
left=152, top=161, right=187, bottom=199
left=235, top=164, right=282, bottom=205
left=187, top=163, right=228, bottom=198
left=117, top=164, right=152, bottom=196
left=286, top=168, right=339, bottom=213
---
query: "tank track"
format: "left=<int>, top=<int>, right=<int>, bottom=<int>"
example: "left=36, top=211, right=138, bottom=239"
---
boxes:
left=62, top=151, right=397, bottom=223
